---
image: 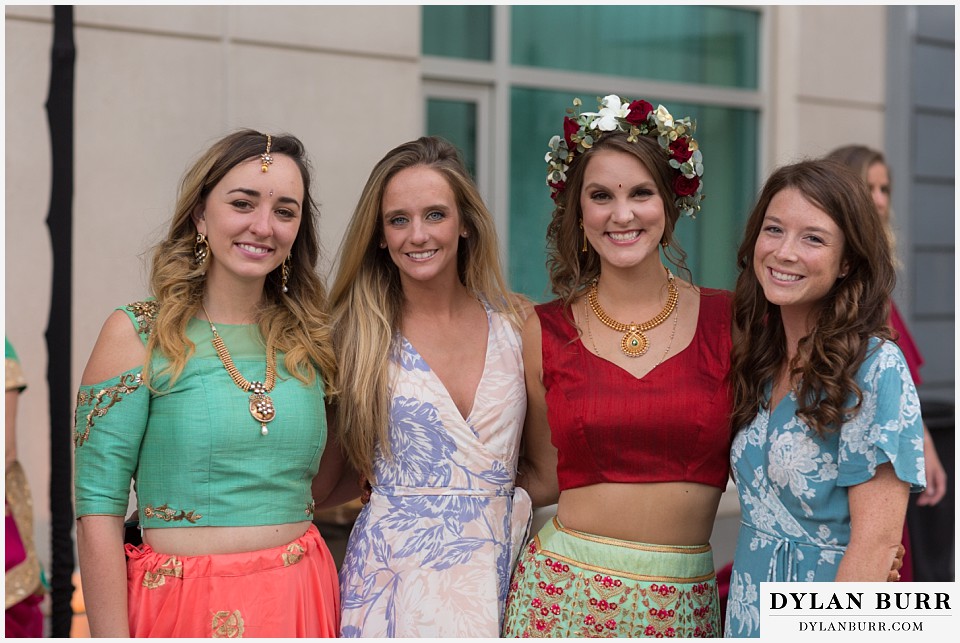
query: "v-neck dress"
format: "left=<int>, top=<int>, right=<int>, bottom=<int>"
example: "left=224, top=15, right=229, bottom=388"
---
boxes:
left=338, top=304, right=531, bottom=637
left=723, top=338, right=926, bottom=638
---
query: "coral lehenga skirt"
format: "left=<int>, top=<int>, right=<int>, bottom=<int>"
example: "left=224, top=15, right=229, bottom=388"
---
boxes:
left=126, top=524, right=340, bottom=637
left=503, top=517, right=720, bottom=638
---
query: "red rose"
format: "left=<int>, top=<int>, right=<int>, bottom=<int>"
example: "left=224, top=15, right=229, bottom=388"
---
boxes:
left=625, top=100, right=654, bottom=125
left=549, top=179, right=566, bottom=195
left=669, top=137, right=693, bottom=163
left=563, top=117, right=579, bottom=148
left=672, top=174, right=700, bottom=197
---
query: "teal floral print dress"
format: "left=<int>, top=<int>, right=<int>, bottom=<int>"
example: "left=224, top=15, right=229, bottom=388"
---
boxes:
left=724, top=339, right=926, bottom=638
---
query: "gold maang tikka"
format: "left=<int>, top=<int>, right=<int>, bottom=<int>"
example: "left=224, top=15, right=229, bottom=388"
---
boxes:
left=260, top=134, right=273, bottom=172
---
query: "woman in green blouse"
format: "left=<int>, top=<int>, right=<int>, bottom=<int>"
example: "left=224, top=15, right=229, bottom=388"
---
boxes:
left=74, top=130, right=343, bottom=637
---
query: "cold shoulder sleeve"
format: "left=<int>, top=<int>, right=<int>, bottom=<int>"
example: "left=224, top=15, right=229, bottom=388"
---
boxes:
left=73, top=302, right=154, bottom=518
left=6, top=336, right=27, bottom=392
left=837, top=339, right=926, bottom=492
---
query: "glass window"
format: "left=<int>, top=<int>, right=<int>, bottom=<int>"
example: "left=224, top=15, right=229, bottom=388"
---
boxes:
left=422, top=6, right=493, bottom=61
left=511, top=6, right=759, bottom=89
left=426, top=98, right=479, bottom=179
left=509, top=88, right=758, bottom=300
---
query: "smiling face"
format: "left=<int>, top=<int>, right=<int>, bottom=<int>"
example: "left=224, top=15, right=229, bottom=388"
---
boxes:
left=193, top=154, right=303, bottom=291
left=380, top=165, right=465, bottom=289
left=579, top=148, right=666, bottom=273
left=753, top=187, right=848, bottom=324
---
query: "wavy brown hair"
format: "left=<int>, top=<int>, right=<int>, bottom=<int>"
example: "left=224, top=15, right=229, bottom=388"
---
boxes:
left=146, top=129, right=335, bottom=389
left=328, top=136, right=524, bottom=478
left=730, top=159, right=895, bottom=436
left=547, top=132, right=693, bottom=310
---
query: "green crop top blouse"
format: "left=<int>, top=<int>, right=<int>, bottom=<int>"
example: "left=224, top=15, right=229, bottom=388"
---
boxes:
left=73, top=301, right=327, bottom=528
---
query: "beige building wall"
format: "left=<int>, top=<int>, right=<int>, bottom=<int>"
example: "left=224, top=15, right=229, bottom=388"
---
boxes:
left=767, top=6, right=888, bottom=165
left=5, top=4, right=424, bottom=573
left=5, top=4, right=889, bottom=575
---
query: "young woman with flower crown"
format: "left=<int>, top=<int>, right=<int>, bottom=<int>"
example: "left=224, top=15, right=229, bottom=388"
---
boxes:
left=74, top=130, right=342, bottom=637
left=329, top=136, right=532, bottom=637
left=722, top=160, right=925, bottom=637
left=502, top=95, right=730, bottom=638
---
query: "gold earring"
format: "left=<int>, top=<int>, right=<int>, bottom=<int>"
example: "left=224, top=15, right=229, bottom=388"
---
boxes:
left=580, top=220, right=587, bottom=253
left=281, top=254, right=292, bottom=293
left=194, top=233, right=209, bottom=265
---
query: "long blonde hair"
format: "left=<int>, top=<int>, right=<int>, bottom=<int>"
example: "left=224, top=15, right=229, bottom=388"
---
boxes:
left=146, top=129, right=335, bottom=389
left=329, top=136, right=522, bottom=477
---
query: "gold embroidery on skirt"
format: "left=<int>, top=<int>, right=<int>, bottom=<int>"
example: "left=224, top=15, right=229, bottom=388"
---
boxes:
left=212, top=610, right=245, bottom=638
left=5, top=462, right=43, bottom=609
left=143, top=503, right=202, bottom=523
left=142, top=556, right=183, bottom=589
left=74, top=372, right=143, bottom=446
left=282, top=543, right=306, bottom=566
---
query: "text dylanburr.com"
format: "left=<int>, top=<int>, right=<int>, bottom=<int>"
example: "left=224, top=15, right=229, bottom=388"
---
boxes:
left=758, top=582, right=954, bottom=639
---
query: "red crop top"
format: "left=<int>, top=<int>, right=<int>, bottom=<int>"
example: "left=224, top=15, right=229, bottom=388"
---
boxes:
left=538, top=288, right=733, bottom=492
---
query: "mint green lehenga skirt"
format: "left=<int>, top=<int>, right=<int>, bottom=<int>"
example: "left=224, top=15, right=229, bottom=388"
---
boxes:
left=502, top=517, right=720, bottom=638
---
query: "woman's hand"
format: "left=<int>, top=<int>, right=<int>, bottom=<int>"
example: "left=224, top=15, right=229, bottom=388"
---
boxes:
left=887, top=543, right=905, bottom=582
left=916, top=425, right=947, bottom=506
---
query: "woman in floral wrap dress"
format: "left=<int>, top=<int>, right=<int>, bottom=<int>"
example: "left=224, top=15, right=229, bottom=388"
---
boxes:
left=329, top=136, right=531, bottom=637
left=723, top=160, right=926, bottom=638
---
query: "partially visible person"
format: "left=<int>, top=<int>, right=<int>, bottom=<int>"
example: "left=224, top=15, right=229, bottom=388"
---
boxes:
left=825, top=144, right=947, bottom=511
left=723, top=160, right=926, bottom=637
left=74, top=130, right=341, bottom=637
left=330, top=136, right=531, bottom=637
left=5, top=337, right=45, bottom=637
left=503, top=95, right=730, bottom=637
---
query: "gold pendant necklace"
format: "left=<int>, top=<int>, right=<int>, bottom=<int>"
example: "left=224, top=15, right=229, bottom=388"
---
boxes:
left=202, top=305, right=277, bottom=436
left=587, top=268, right=679, bottom=357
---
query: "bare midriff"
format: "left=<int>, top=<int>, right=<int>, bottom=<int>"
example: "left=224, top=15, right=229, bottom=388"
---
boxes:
left=143, top=520, right=311, bottom=556
left=556, top=482, right=722, bottom=546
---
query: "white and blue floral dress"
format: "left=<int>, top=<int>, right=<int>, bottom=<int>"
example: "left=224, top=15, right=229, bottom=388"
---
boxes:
left=724, top=339, right=926, bottom=638
left=339, top=305, right=531, bottom=637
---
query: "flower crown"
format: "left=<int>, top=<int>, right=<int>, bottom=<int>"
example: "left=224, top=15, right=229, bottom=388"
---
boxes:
left=545, top=94, right=704, bottom=217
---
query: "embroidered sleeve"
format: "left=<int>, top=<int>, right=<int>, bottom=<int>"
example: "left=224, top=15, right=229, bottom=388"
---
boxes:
left=73, top=298, right=156, bottom=518
left=5, top=357, right=26, bottom=393
left=74, top=369, right=150, bottom=517
left=837, top=340, right=926, bottom=492
left=5, top=337, right=26, bottom=392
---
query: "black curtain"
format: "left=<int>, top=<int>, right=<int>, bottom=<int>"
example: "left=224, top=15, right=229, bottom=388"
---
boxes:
left=45, top=5, right=76, bottom=637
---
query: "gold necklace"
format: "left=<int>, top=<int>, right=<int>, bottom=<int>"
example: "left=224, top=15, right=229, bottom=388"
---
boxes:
left=202, top=305, right=277, bottom=436
left=583, top=289, right=680, bottom=366
left=587, top=269, right=679, bottom=357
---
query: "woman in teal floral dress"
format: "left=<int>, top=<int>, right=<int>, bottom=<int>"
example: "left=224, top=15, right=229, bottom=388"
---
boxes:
left=723, top=160, right=926, bottom=638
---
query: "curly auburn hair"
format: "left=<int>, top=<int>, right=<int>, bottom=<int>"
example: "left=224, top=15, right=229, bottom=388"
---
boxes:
left=546, top=132, right=693, bottom=310
left=730, top=159, right=896, bottom=436
left=146, top=129, right=335, bottom=390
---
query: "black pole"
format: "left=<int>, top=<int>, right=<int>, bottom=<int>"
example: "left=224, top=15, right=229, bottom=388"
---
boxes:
left=45, top=5, right=76, bottom=637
